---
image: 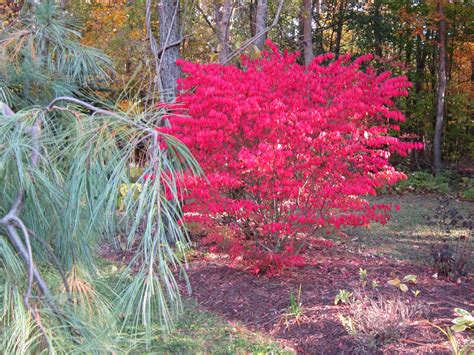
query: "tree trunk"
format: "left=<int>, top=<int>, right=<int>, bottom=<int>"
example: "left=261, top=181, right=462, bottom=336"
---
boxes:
left=301, top=0, right=314, bottom=65
left=373, top=0, right=382, bottom=58
left=404, top=34, right=413, bottom=117
left=215, top=0, right=233, bottom=63
left=249, top=0, right=256, bottom=36
left=433, top=0, right=447, bottom=175
left=254, top=0, right=268, bottom=49
left=414, top=34, right=427, bottom=95
left=158, top=0, right=181, bottom=102
left=471, top=58, right=474, bottom=83
left=333, top=0, right=346, bottom=57
left=313, top=0, right=323, bottom=53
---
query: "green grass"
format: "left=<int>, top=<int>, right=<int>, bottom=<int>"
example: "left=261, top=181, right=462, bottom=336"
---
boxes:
left=94, top=259, right=291, bottom=354
left=141, top=301, right=291, bottom=354
left=339, top=194, right=473, bottom=271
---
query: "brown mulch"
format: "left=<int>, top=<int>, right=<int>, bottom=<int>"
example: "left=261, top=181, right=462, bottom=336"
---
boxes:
left=100, top=240, right=473, bottom=354
left=180, top=245, right=473, bottom=354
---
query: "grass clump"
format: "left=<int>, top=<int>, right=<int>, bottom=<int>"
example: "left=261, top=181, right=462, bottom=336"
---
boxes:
left=339, top=294, right=423, bottom=352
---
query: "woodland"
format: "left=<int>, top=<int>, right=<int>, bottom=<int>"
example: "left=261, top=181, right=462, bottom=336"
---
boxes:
left=0, top=0, right=473, bottom=353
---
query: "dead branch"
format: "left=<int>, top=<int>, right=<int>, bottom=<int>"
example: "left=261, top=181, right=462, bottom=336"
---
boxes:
left=223, top=0, right=284, bottom=64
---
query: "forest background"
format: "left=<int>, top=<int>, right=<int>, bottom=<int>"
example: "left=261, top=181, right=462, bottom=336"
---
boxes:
left=2, top=0, right=471, bottom=175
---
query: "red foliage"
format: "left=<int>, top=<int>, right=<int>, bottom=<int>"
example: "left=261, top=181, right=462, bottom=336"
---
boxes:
left=166, top=41, right=422, bottom=274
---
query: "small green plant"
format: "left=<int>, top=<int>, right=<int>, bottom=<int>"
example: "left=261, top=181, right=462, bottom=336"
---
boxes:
left=451, top=308, right=474, bottom=333
left=358, top=268, right=368, bottom=286
left=288, top=285, right=303, bottom=320
left=335, top=289, right=353, bottom=305
left=281, top=285, right=304, bottom=329
left=430, top=322, right=473, bottom=355
left=427, top=308, right=473, bottom=355
left=387, top=274, right=417, bottom=293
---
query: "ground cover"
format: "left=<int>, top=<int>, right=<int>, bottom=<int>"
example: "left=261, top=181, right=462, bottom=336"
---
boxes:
left=102, top=194, right=473, bottom=353
left=183, top=195, right=474, bottom=353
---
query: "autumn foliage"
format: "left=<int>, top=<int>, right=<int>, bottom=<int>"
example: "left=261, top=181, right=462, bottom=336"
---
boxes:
left=166, top=41, right=422, bottom=274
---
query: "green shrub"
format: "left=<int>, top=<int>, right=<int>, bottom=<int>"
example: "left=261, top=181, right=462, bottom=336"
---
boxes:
left=459, top=177, right=474, bottom=201
left=460, top=188, right=474, bottom=201
left=394, top=171, right=450, bottom=194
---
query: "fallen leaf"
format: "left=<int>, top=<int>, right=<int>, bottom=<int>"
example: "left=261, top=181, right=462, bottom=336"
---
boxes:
left=388, top=278, right=401, bottom=286
left=403, top=274, right=417, bottom=284
left=399, top=283, right=409, bottom=292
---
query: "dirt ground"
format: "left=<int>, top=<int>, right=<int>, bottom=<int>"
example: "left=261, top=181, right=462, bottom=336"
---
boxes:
left=182, top=244, right=473, bottom=354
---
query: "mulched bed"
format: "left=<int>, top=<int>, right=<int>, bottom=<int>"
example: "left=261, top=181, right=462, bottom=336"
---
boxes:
left=181, top=244, right=473, bottom=354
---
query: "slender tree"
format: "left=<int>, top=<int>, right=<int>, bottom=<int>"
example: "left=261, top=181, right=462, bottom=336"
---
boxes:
left=215, top=0, right=234, bottom=63
left=373, top=0, right=383, bottom=58
left=313, top=0, right=323, bottom=53
left=158, top=0, right=182, bottom=101
left=254, top=0, right=268, bottom=49
left=301, top=0, right=314, bottom=65
left=333, top=0, right=347, bottom=57
left=433, top=0, right=447, bottom=174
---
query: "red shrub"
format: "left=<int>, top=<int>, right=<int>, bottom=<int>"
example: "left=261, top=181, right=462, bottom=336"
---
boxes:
left=166, top=41, right=421, bottom=274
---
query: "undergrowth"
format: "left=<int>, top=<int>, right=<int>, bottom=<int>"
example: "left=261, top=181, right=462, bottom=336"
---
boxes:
left=380, top=170, right=474, bottom=201
left=339, top=292, right=424, bottom=352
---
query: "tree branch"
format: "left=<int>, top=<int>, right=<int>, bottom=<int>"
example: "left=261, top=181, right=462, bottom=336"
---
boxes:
left=47, top=96, right=153, bottom=133
left=0, top=104, right=54, bottom=303
left=196, top=3, right=220, bottom=38
left=146, top=0, right=164, bottom=98
left=28, top=226, right=72, bottom=301
left=157, top=38, right=183, bottom=56
left=223, top=0, right=284, bottom=64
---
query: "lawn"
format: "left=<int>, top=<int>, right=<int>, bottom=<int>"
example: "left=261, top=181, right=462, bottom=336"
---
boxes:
left=341, top=194, right=473, bottom=272
left=138, top=301, right=290, bottom=354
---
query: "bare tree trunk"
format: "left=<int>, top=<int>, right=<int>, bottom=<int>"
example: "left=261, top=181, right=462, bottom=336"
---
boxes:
left=333, top=0, right=346, bottom=57
left=249, top=0, right=257, bottom=36
left=433, top=0, right=447, bottom=175
left=313, top=0, right=323, bottom=53
left=254, top=0, right=268, bottom=49
left=471, top=58, right=474, bottom=83
left=215, top=0, right=233, bottom=63
left=222, top=0, right=284, bottom=64
left=373, top=0, right=382, bottom=58
left=301, top=0, right=313, bottom=65
left=158, top=0, right=181, bottom=102
left=414, top=34, right=427, bottom=95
